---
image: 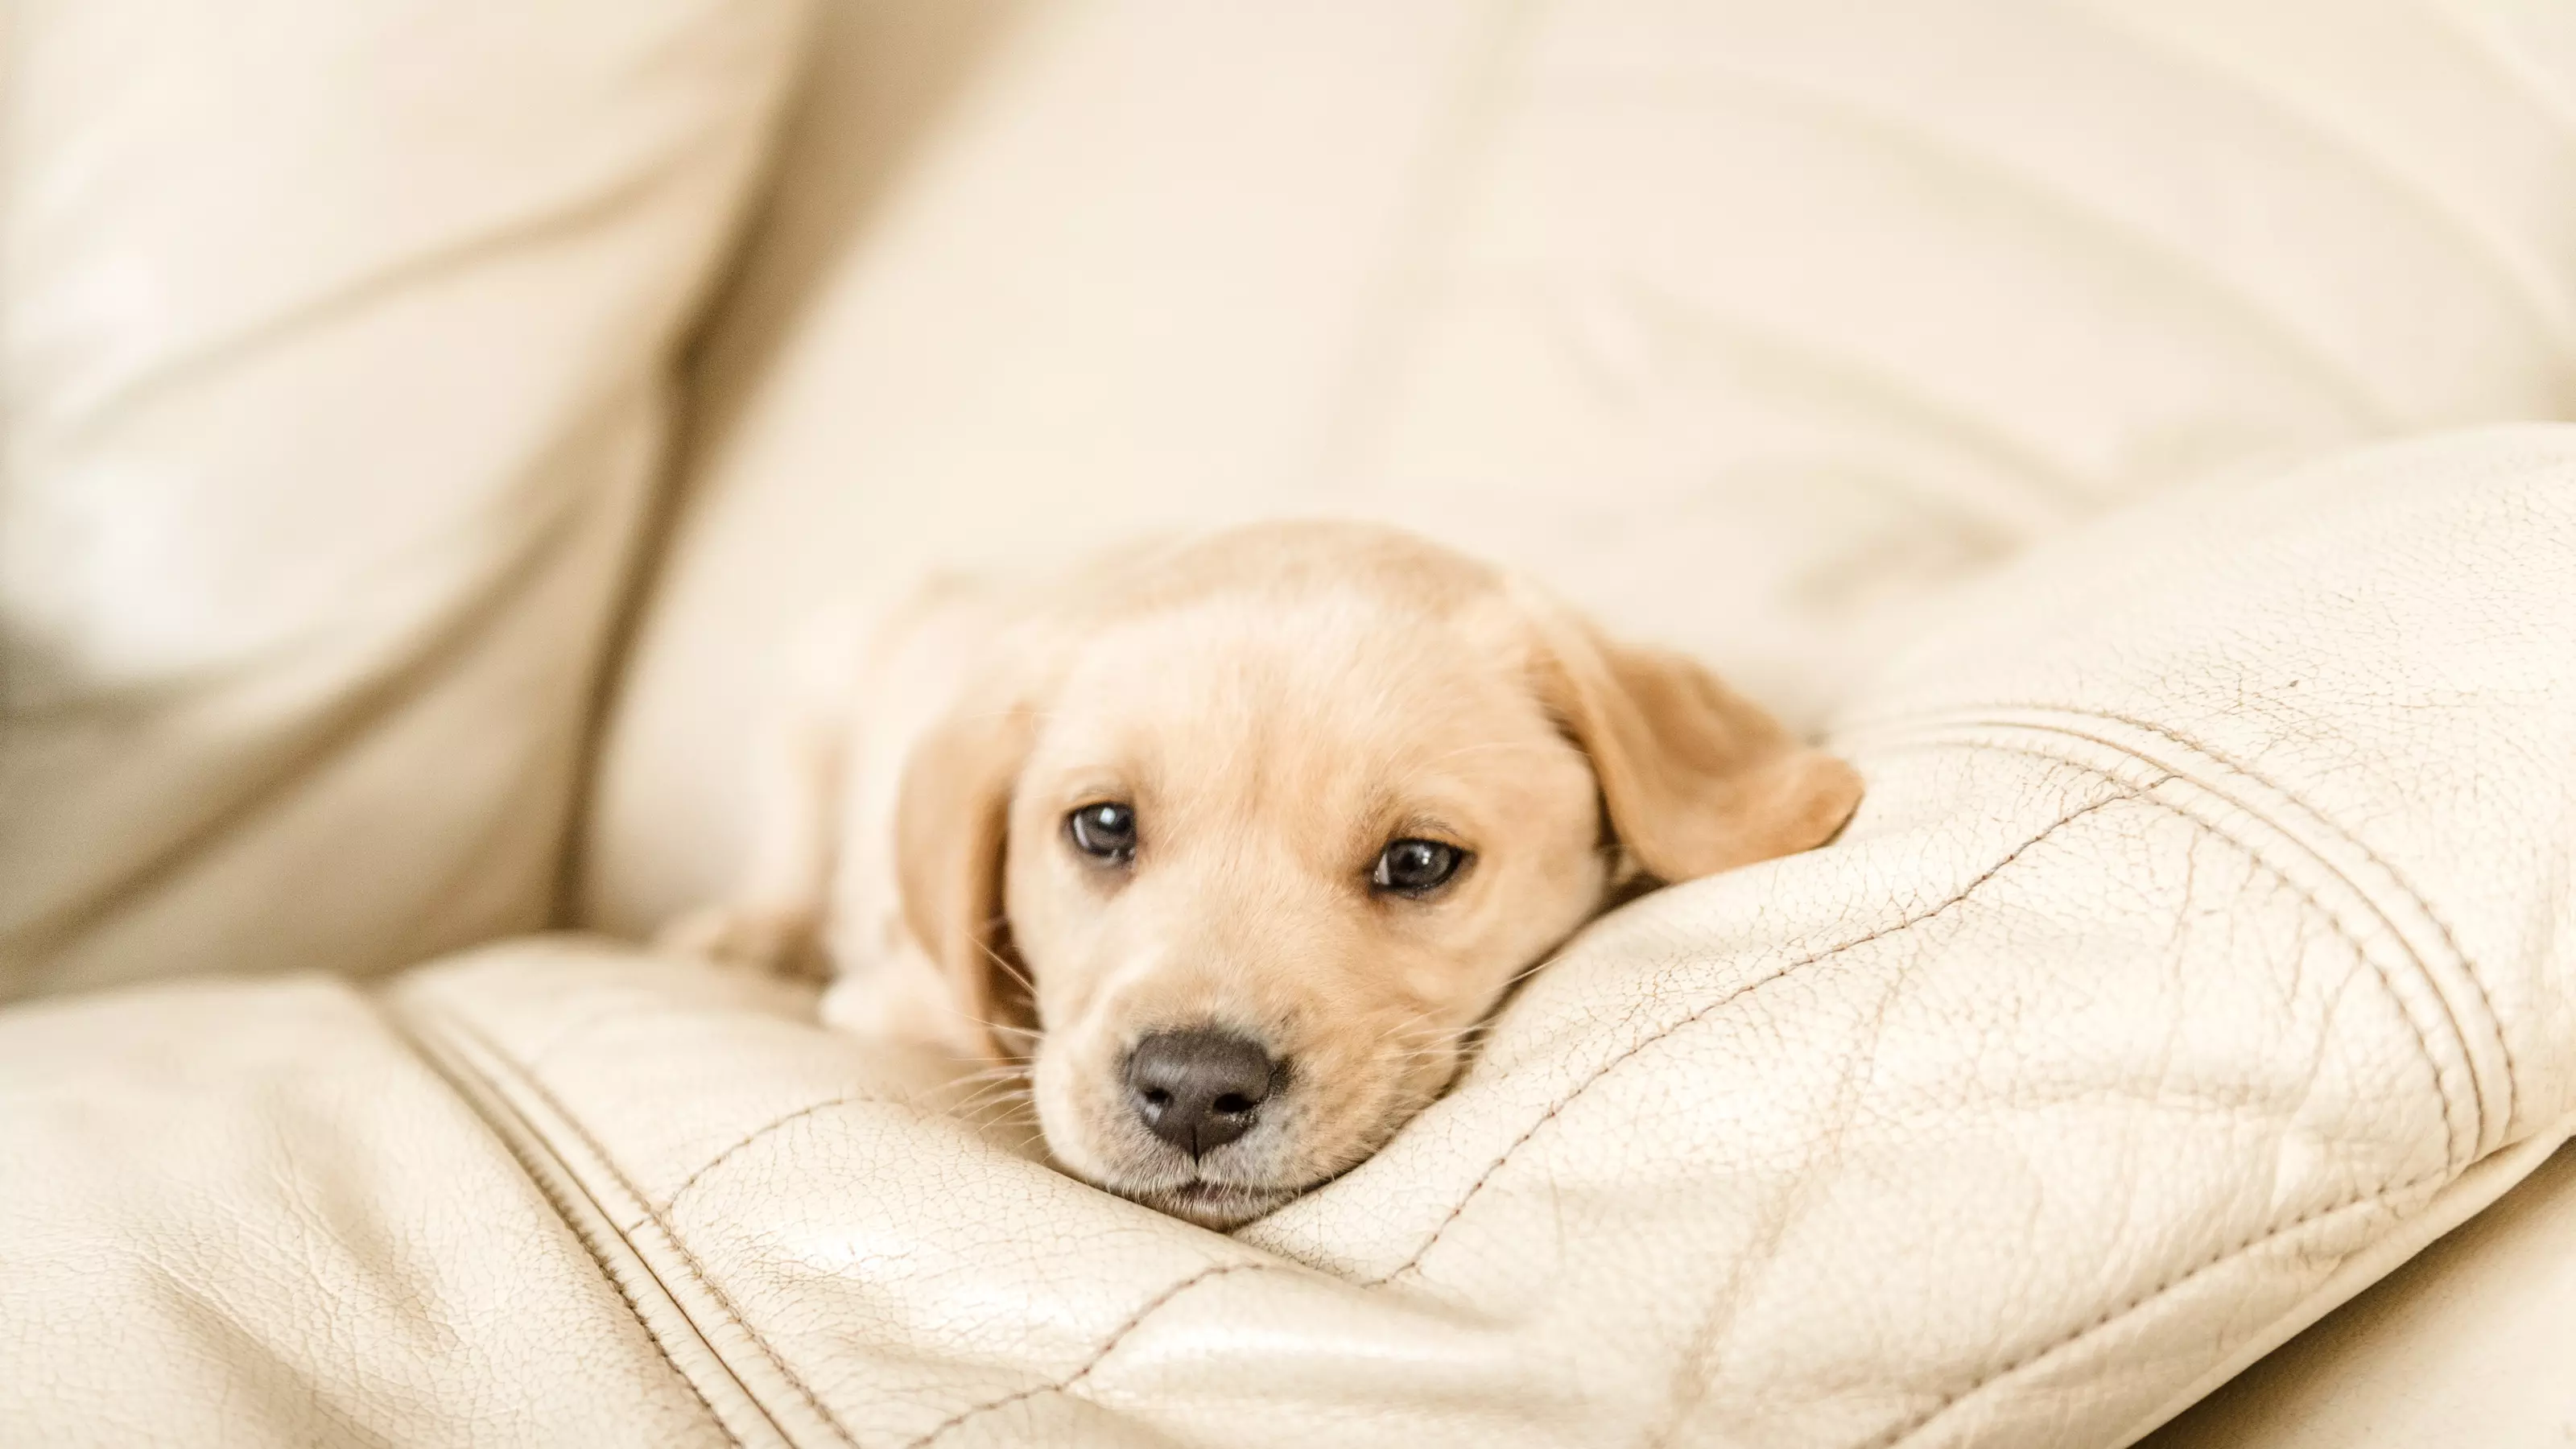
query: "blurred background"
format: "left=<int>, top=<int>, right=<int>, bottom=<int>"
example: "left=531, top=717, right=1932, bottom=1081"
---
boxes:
left=6, top=0, right=2574, bottom=1000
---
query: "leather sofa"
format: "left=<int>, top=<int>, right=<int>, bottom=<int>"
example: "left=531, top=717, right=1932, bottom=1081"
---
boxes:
left=6, top=3, right=2572, bottom=1445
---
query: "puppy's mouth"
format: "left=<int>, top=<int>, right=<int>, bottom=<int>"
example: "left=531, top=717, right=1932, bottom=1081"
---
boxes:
left=1122, top=1174, right=1307, bottom=1230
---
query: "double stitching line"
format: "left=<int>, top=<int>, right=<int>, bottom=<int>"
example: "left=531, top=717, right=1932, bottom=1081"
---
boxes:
left=1986, top=701, right=2512, bottom=1134
left=1852, top=702, right=2507, bottom=1162
left=376, top=997, right=748, bottom=1448
left=429, top=1006, right=865, bottom=1449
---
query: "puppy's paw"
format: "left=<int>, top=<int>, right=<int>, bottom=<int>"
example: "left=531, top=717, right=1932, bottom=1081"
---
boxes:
left=656, top=903, right=832, bottom=981
left=815, top=972, right=886, bottom=1036
left=816, top=943, right=995, bottom=1059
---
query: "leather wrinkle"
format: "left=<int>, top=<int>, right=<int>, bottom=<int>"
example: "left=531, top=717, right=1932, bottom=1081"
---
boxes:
left=902, top=1261, right=1285, bottom=1449
left=367, top=993, right=744, bottom=1447
left=1873, top=1164, right=2450, bottom=1449
left=2054, top=0, right=2575, bottom=357
left=427, top=1003, right=862, bottom=1449
left=1854, top=701, right=2505, bottom=1158
left=49, top=158, right=684, bottom=448
left=2, top=468, right=600, bottom=968
left=1368, top=781, right=2158, bottom=1288
left=1603, top=272, right=2093, bottom=510
left=1315, top=0, right=1539, bottom=485
left=1575, top=62, right=2396, bottom=427
left=2425, top=2, right=2576, bottom=161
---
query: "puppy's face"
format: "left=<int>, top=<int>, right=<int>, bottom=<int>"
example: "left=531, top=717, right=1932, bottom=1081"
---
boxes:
left=1005, top=590, right=1608, bottom=1226
left=898, top=525, right=1860, bottom=1228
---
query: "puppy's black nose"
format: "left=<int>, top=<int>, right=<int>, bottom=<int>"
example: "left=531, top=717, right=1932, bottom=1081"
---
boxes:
left=1125, top=1029, right=1278, bottom=1156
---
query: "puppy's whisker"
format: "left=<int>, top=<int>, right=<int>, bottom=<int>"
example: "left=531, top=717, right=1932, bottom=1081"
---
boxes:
left=928, top=994, right=1042, bottom=1042
left=1501, top=951, right=1571, bottom=990
left=958, top=1077, right=1035, bottom=1108
left=947, top=1013, right=1034, bottom=1038
left=970, top=933, right=1042, bottom=1002
left=952, top=1081, right=1036, bottom=1114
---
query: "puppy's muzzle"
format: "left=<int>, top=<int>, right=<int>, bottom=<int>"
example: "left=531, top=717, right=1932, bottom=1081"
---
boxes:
left=1123, top=1028, right=1280, bottom=1156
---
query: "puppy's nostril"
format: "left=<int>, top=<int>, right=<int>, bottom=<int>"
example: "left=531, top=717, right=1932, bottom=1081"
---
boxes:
left=1123, top=1028, right=1280, bottom=1157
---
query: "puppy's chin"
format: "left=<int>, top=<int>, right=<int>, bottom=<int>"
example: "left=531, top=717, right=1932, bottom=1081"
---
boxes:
left=1120, top=1178, right=1302, bottom=1231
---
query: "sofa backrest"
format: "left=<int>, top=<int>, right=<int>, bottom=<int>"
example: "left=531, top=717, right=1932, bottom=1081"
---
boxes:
left=582, top=0, right=2576, bottom=939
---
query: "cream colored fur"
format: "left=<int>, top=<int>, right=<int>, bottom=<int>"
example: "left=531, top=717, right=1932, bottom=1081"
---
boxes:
left=664, top=522, right=1860, bottom=1226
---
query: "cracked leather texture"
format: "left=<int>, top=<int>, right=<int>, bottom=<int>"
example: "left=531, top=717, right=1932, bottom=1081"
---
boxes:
left=6, top=429, right=2570, bottom=1447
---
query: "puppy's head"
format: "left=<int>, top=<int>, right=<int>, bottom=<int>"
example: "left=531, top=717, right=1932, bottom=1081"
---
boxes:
left=898, top=523, right=1859, bottom=1227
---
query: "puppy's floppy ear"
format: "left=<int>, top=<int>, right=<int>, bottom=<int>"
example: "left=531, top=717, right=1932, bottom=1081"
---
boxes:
left=894, top=696, right=1034, bottom=1062
left=1518, top=584, right=1863, bottom=883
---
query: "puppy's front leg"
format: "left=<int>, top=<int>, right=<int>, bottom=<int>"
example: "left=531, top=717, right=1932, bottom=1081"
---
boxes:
left=657, top=605, right=884, bottom=980
left=656, top=704, right=847, bottom=980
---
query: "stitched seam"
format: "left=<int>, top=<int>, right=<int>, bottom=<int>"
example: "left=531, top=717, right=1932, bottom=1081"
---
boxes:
left=1864, top=705, right=2497, bottom=1156
left=662, top=1090, right=904, bottom=1217
left=441, top=1010, right=865, bottom=1449
left=1971, top=701, right=2513, bottom=1134
left=373, top=998, right=744, bottom=1447
left=1952, top=737, right=2459, bottom=1176
left=1873, top=1166, right=2449, bottom=1449
left=650, top=1206, right=863, bottom=1449
left=902, top=1261, right=1281, bottom=1448
left=1367, top=782, right=2149, bottom=1287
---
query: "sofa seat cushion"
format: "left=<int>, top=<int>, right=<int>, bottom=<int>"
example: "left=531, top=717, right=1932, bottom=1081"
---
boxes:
left=0, top=969, right=735, bottom=1447
left=6, top=428, right=2571, bottom=1446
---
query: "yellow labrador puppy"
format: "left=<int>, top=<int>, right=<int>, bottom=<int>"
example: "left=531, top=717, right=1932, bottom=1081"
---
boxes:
left=666, top=522, right=1860, bottom=1228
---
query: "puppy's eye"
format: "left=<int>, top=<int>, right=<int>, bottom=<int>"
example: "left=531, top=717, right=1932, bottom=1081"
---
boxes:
left=1066, top=802, right=1138, bottom=863
left=1373, top=838, right=1466, bottom=895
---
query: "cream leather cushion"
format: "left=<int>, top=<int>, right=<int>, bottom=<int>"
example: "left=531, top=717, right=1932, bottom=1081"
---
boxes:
left=10, top=431, right=2568, bottom=1447
left=2149, top=1139, right=2576, bottom=1447
left=0, top=1, right=808, bottom=1001
left=586, top=0, right=2576, bottom=937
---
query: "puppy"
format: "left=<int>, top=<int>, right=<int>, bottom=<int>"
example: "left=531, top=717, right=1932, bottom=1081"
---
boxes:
left=665, top=521, right=1860, bottom=1228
